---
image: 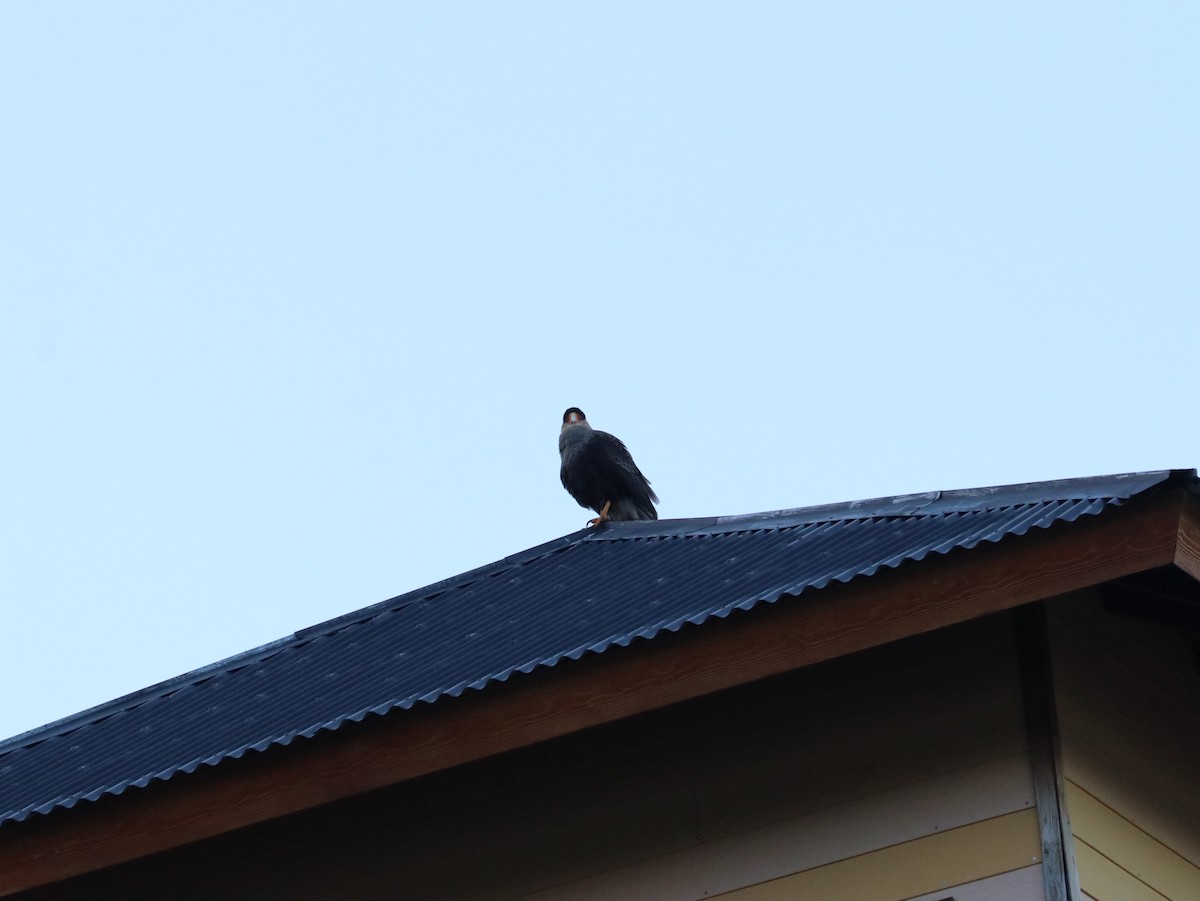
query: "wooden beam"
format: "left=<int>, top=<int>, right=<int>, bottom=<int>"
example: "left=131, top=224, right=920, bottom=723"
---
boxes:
left=1174, top=492, right=1200, bottom=584
left=1015, top=603, right=1081, bottom=901
left=0, top=487, right=1187, bottom=896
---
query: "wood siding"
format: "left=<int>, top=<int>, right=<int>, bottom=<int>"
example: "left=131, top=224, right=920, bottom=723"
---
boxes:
left=906, top=866, right=1049, bottom=901
left=519, top=757, right=1040, bottom=901
left=1048, top=588, right=1200, bottom=901
left=20, top=613, right=1039, bottom=900
left=1068, top=782, right=1200, bottom=901
left=709, top=810, right=1040, bottom=901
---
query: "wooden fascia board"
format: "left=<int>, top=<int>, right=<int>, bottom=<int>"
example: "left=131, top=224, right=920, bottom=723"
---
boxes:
left=0, top=488, right=1187, bottom=896
left=1173, top=491, right=1200, bottom=583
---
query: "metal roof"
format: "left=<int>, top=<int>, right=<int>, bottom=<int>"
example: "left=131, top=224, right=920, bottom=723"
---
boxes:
left=0, top=469, right=1191, bottom=827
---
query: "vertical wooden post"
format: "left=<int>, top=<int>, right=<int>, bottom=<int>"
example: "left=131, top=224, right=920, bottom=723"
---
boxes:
left=1015, top=603, right=1081, bottom=901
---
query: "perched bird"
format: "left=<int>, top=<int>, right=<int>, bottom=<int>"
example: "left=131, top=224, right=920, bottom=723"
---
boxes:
left=559, top=407, right=658, bottom=525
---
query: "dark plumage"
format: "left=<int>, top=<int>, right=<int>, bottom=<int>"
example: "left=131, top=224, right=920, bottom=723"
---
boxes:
left=559, top=407, right=658, bottom=524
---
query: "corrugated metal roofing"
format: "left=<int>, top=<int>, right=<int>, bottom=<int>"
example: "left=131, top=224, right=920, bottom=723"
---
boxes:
left=0, top=469, right=1190, bottom=827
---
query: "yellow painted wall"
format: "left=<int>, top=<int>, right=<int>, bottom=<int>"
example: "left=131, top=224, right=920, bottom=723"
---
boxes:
left=1069, top=781, right=1200, bottom=901
left=1049, top=589, right=1200, bottom=901
left=710, top=809, right=1041, bottom=901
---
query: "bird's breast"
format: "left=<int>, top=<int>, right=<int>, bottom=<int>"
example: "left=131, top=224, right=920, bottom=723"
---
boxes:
left=558, top=425, right=592, bottom=458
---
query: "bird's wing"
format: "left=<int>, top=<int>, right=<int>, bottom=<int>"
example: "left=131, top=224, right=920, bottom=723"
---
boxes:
left=560, top=430, right=658, bottom=515
left=593, top=431, right=659, bottom=508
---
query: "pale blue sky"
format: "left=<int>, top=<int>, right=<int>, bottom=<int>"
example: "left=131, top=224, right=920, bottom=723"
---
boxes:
left=2, top=3, right=1197, bottom=740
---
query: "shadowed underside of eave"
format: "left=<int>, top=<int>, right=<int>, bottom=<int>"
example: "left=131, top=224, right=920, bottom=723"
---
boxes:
left=1, top=478, right=1198, bottom=897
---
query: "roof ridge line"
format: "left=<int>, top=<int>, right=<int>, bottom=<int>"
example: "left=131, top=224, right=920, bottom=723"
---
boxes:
left=0, top=532, right=596, bottom=757
left=0, top=635, right=297, bottom=757
left=293, top=530, right=590, bottom=640
left=709, top=469, right=1187, bottom=525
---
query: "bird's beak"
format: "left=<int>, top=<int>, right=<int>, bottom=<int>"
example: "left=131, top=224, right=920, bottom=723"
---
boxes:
left=568, top=411, right=582, bottom=424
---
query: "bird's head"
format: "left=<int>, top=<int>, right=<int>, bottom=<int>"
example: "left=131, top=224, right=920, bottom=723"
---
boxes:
left=561, top=407, right=589, bottom=432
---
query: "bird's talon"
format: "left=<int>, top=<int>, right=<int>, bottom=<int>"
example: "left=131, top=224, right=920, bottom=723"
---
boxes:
left=586, top=500, right=613, bottom=528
